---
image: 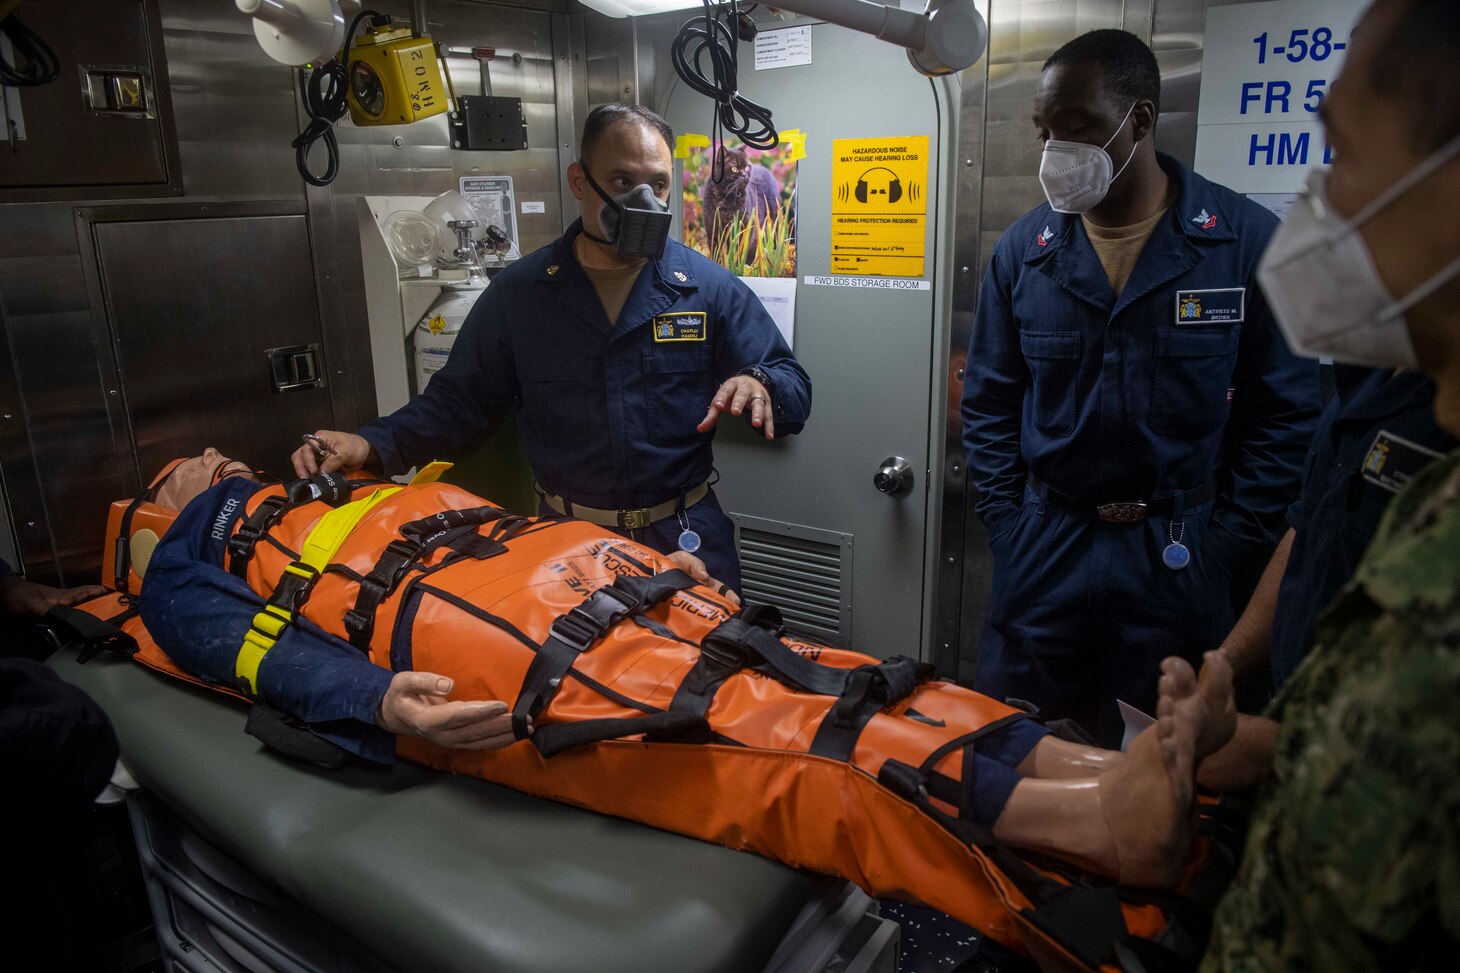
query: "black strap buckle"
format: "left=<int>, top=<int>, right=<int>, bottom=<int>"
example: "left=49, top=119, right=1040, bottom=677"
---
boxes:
left=549, top=609, right=602, bottom=654
left=228, top=496, right=287, bottom=557
left=269, top=562, right=321, bottom=612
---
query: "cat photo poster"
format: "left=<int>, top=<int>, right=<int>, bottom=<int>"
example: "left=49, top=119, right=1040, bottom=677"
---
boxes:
left=682, top=139, right=798, bottom=279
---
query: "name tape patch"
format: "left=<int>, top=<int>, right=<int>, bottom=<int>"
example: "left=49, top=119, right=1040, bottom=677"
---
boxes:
left=1175, top=287, right=1245, bottom=324
left=1362, top=429, right=1444, bottom=495
left=652, top=312, right=707, bottom=343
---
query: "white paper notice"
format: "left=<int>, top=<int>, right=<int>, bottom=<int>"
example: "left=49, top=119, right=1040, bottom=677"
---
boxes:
left=520, top=200, right=546, bottom=214
left=755, top=27, right=812, bottom=71
left=1117, top=699, right=1157, bottom=753
left=1247, top=192, right=1299, bottom=221
left=742, top=276, right=796, bottom=348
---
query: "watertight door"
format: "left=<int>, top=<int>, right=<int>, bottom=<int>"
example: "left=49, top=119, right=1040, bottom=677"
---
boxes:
left=662, top=23, right=957, bottom=658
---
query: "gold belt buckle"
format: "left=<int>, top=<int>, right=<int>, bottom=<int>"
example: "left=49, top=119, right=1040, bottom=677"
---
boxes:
left=1097, top=501, right=1148, bottom=523
left=619, top=507, right=652, bottom=530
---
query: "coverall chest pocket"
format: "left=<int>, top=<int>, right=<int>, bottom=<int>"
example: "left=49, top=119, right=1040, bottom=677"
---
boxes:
left=1019, top=331, right=1083, bottom=437
left=1150, top=326, right=1241, bottom=433
left=517, top=357, right=596, bottom=449
left=642, top=348, right=715, bottom=446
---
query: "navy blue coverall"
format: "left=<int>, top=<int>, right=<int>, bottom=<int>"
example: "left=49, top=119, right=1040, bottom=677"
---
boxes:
left=141, top=477, right=397, bottom=761
left=961, top=155, right=1321, bottom=745
left=1271, top=368, right=1455, bottom=688
left=359, top=221, right=811, bottom=593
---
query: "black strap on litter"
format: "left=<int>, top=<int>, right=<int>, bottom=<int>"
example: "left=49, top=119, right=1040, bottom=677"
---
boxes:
left=113, top=461, right=186, bottom=597
left=808, top=655, right=936, bottom=761
left=228, top=496, right=291, bottom=578
left=244, top=703, right=351, bottom=770
left=114, top=492, right=151, bottom=598
left=510, top=569, right=696, bottom=740
left=44, top=604, right=139, bottom=663
left=664, top=604, right=784, bottom=724
left=228, top=473, right=383, bottom=579
left=344, top=506, right=517, bottom=650
left=531, top=711, right=709, bottom=758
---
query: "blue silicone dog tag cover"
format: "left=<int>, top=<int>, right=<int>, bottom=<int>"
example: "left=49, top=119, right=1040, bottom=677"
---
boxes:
left=1162, top=541, right=1191, bottom=571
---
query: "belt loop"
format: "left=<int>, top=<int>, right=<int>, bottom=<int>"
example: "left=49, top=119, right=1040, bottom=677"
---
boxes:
left=1170, top=489, right=1187, bottom=519
left=1033, top=479, right=1050, bottom=516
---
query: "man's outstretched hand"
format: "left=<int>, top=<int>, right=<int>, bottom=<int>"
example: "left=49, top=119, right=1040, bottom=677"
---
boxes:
left=697, top=375, right=774, bottom=439
left=376, top=672, right=518, bottom=750
left=291, top=430, right=375, bottom=478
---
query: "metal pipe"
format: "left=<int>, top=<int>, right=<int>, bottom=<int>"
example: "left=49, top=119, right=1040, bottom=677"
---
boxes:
left=236, top=0, right=303, bottom=31
left=413, top=0, right=428, bottom=35
left=770, top=0, right=928, bottom=49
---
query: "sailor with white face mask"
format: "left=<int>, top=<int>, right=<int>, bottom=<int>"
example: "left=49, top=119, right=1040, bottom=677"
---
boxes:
left=960, top=29, right=1322, bottom=747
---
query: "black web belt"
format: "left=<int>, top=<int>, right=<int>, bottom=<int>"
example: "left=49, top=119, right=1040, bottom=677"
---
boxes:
left=1029, top=475, right=1217, bottom=523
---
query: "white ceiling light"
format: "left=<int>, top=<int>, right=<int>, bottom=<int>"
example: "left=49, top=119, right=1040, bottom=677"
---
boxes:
left=576, top=0, right=703, bottom=16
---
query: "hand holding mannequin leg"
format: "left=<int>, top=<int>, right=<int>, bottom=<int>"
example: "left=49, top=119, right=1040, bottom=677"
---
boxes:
left=991, top=651, right=1236, bottom=887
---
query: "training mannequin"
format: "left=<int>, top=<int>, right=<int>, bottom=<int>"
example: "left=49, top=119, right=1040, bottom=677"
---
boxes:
left=122, top=451, right=1233, bottom=895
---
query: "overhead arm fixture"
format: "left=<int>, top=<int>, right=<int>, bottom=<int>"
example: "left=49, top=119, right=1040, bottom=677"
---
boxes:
left=578, top=0, right=988, bottom=77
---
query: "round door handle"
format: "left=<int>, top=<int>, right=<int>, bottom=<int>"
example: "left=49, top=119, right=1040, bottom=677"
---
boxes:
left=873, top=456, right=914, bottom=497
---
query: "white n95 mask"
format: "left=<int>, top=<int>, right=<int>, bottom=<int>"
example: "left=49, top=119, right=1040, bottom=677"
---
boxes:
left=1257, top=132, right=1460, bottom=369
left=1038, top=102, right=1138, bottom=214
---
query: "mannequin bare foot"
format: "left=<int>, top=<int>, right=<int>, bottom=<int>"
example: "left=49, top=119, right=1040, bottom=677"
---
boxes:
left=1157, top=650, right=1237, bottom=768
left=1093, top=653, right=1233, bottom=888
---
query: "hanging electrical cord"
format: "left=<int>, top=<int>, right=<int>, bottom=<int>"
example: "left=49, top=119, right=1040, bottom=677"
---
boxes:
left=0, top=0, right=60, bottom=88
left=291, top=8, right=383, bottom=188
left=670, top=0, right=777, bottom=182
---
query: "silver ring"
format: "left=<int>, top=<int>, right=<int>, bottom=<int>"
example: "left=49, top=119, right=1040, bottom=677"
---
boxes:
left=749, top=395, right=766, bottom=403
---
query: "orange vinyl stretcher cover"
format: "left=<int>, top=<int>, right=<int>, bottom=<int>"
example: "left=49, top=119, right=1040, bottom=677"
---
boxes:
left=80, top=474, right=1221, bottom=973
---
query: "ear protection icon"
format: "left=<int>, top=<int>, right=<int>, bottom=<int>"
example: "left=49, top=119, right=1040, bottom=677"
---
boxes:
left=854, top=167, right=903, bottom=204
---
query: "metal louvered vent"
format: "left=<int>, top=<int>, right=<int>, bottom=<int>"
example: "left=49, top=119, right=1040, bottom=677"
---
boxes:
left=731, top=515, right=853, bottom=647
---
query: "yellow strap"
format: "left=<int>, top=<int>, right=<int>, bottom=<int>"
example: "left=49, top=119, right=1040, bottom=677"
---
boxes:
left=235, top=487, right=402, bottom=692
left=409, top=460, right=453, bottom=485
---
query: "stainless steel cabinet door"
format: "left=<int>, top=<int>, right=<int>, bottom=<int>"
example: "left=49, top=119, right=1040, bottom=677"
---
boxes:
left=93, top=213, right=334, bottom=479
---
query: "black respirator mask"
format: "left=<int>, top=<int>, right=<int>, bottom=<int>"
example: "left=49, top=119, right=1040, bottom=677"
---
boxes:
left=579, top=163, right=673, bottom=260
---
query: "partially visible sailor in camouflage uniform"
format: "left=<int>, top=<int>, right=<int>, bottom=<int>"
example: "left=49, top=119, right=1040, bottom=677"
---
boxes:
left=1200, top=0, right=1460, bottom=968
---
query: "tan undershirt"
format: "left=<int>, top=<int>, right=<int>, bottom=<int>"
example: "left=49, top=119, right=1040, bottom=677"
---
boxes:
left=581, top=261, right=645, bottom=328
left=1082, top=184, right=1178, bottom=298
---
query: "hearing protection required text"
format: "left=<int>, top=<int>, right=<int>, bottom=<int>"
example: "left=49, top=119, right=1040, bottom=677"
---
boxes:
left=830, top=136, right=929, bottom=277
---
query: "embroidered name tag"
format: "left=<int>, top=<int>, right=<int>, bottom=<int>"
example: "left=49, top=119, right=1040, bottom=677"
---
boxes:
left=1362, top=429, right=1444, bottom=494
left=1175, top=288, right=1245, bottom=324
left=652, top=311, right=707, bottom=343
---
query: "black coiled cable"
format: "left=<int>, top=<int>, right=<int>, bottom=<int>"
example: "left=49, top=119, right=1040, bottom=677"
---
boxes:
left=0, top=10, right=60, bottom=87
left=671, top=0, right=777, bottom=181
left=292, top=9, right=380, bottom=188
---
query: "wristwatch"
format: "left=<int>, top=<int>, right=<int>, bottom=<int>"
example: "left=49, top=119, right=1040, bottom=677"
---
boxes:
left=739, top=364, right=776, bottom=404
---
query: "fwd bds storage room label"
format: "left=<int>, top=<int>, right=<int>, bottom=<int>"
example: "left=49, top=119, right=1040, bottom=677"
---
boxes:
left=830, top=136, right=929, bottom=277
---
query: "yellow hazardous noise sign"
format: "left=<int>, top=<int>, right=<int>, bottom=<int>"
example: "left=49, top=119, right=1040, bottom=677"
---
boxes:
left=830, top=136, right=929, bottom=278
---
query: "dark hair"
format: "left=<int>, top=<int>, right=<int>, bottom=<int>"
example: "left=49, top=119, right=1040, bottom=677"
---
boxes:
left=1369, top=0, right=1460, bottom=152
left=581, top=104, right=675, bottom=165
left=1044, top=29, right=1162, bottom=117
